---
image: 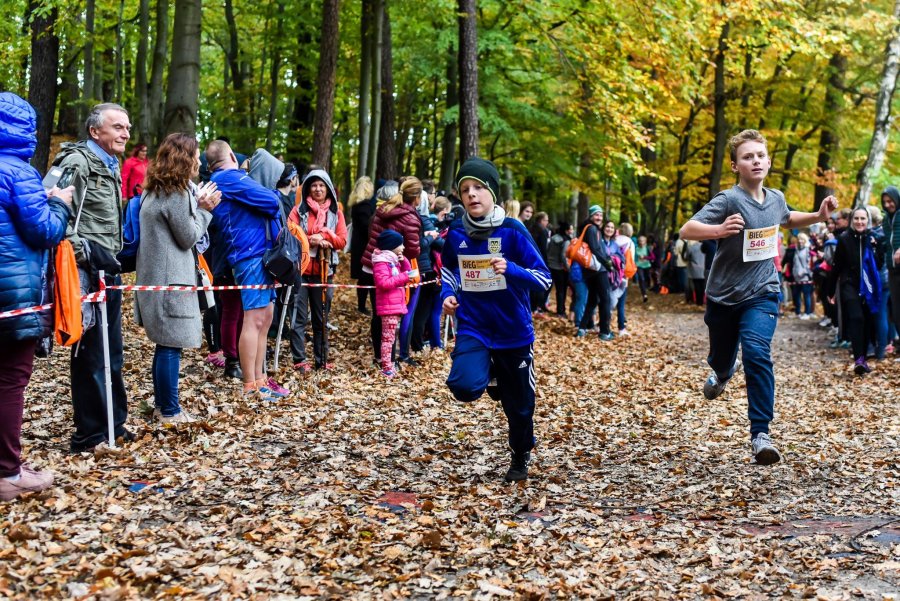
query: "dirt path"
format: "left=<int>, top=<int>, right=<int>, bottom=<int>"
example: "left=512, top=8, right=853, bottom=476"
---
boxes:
left=1, top=290, right=897, bottom=599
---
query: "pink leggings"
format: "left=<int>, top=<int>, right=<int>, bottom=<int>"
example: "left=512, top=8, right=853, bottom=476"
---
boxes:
left=380, top=315, right=401, bottom=371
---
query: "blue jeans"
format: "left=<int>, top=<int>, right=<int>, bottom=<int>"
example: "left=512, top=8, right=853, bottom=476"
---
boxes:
left=398, top=287, right=420, bottom=360
left=794, top=283, right=813, bottom=315
left=875, top=272, right=890, bottom=358
left=704, top=294, right=778, bottom=438
left=572, top=280, right=587, bottom=326
left=615, top=285, right=628, bottom=330
left=152, top=345, right=183, bottom=417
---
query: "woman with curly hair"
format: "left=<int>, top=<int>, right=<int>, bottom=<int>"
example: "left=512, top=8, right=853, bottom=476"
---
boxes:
left=136, top=133, right=221, bottom=424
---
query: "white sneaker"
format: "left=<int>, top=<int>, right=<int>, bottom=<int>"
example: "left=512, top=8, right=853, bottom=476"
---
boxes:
left=618, top=329, right=629, bottom=337
left=818, top=317, right=831, bottom=327
left=751, top=433, right=782, bottom=466
left=160, top=410, right=197, bottom=425
left=799, top=314, right=810, bottom=320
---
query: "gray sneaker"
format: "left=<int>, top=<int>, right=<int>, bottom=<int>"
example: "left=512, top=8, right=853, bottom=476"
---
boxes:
left=702, top=359, right=742, bottom=400
left=751, top=433, right=782, bottom=466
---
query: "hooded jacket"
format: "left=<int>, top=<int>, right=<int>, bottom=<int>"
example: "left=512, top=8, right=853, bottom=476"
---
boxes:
left=288, top=169, right=347, bottom=277
left=247, top=149, right=285, bottom=193
left=827, top=226, right=884, bottom=299
left=372, top=249, right=411, bottom=316
left=440, top=217, right=551, bottom=349
left=361, top=201, right=422, bottom=272
left=0, top=92, right=72, bottom=341
left=209, top=168, right=281, bottom=267
left=882, top=186, right=900, bottom=271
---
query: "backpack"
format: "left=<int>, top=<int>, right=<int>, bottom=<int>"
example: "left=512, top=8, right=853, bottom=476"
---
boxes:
left=117, top=193, right=143, bottom=273
left=53, top=239, right=83, bottom=346
left=623, top=245, right=637, bottom=279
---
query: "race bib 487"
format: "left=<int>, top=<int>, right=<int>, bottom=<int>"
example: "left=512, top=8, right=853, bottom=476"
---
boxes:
left=459, top=254, right=507, bottom=292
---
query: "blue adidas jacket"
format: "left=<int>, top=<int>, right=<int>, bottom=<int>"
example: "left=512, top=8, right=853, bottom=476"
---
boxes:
left=210, top=168, right=281, bottom=267
left=440, top=218, right=551, bottom=349
left=0, top=93, right=71, bottom=341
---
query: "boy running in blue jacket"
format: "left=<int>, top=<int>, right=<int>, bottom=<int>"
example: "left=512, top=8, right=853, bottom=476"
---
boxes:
left=441, top=158, right=551, bottom=482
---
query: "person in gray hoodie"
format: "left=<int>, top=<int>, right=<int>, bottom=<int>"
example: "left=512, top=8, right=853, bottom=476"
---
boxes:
left=882, top=186, right=900, bottom=351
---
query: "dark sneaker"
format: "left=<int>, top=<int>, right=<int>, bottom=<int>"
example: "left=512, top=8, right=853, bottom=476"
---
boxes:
left=703, top=360, right=742, bottom=400
left=751, top=433, right=782, bottom=466
left=599, top=333, right=615, bottom=341
left=853, top=357, right=871, bottom=375
left=399, top=357, right=419, bottom=368
left=224, top=357, right=243, bottom=380
left=504, top=451, right=531, bottom=482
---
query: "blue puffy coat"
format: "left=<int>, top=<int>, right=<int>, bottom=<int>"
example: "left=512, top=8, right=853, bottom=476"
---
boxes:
left=209, top=168, right=281, bottom=268
left=0, top=92, right=71, bottom=341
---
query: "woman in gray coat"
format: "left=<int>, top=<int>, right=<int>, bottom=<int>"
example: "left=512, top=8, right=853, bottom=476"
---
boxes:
left=136, top=133, right=220, bottom=424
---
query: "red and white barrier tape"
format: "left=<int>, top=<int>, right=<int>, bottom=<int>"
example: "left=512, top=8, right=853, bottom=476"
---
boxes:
left=0, top=280, right=437, bottom=320
left=0, top=290, right=106, bottom=321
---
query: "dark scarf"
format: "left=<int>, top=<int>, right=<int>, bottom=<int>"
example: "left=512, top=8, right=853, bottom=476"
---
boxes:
left=462, top=205, right=506, bottom=240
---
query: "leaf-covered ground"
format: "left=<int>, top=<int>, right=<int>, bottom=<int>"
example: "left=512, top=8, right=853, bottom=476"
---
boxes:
left=2, top=288, right=898, bottom=600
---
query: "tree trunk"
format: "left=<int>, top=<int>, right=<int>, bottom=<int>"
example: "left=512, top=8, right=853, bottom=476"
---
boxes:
left=376, top=1, right=397, bottom=179
left=670, top=106, right=699, bottom=233
left=83, top=0, right=96, bottom=116
left=115, top=0, right=125, bottom=102
left=815, top=53, right=846, bottom=210
left=287, top=28, right=315, bottom=161
left=706, top=21, right=730, bottom=203
left=311, top=0, right=341, bottom=168
left=854, top=0, right=900, bottom=208
left=264, top=1, right=284, bottom=151
left=163, top=0, right=201, bottom=135
left=357, top=0, right=373, bottom=178
left=366, top=0, right=384, bottom=178
left=457, top=0, right=479, bottom=161
left=136, top=0, right=151, bottom=144
left=150, top=0, right=169, bottom=146
left=57, top=46, right=80, bottom=136
left=27, top=0, right=59, bottom=175
left=639, top=119, right=658, bottom=235
left=224, top=0, right=243, bottom=91
left=439, top=48, right=458, bottom=191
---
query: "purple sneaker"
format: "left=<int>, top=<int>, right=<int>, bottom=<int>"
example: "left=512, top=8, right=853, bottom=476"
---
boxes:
left=853, top=357, right=871, bottom=375
left=265, top=377, right=289, bottom=396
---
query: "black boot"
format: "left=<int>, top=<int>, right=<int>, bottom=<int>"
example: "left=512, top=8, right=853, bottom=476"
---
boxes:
left=224, top=357, right=242, bottom=380
left=504, top=451, right=530, bottom=482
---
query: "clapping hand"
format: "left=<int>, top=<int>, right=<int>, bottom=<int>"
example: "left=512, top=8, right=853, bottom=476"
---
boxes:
left=197, top=182, right=221, bottom=211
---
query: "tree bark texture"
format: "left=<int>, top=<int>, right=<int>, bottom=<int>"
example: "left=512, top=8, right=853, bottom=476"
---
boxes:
left=311, top=0, right=341, bottom=168
left=439, top=48, right=458, bottom=191
left=705, top=21, right=729, bottom=203
left=150, top=0, right=169, bottom=145
left=854, top=0, right=900, bottom=207
left=83, top=0, right=96, bottom=118
left=815, top=53, right=846, bottom=210
left=457, top=0, right=479, bottom=161
left=366, top=0, right=384, bottom=178
left=376, top=0, right=397, bottom=180
left=27, top=0, right=59, bottom=175
left=163, top=0, right=202, bottom=135
left=357, top=0, right=373, bottom=178
left=265, top=1, right=284, bottom=152
left=287, top=27, right=315, bottom=161
left=136, top=0, right=151, bottom=144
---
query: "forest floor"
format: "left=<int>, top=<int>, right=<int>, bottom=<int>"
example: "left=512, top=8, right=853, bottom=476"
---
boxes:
left=1, top=286, right=898, bottom=600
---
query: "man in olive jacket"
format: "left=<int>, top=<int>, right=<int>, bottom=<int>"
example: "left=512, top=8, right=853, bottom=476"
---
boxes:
left=54, top=103, right=132, bottom=453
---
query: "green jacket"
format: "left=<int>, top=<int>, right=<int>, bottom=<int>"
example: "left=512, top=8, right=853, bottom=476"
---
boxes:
left=54, top=141, right=123, bottom=265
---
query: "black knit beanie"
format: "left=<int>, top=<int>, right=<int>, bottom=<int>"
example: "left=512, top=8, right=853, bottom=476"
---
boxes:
left=456, top=157, right=500, bottom=204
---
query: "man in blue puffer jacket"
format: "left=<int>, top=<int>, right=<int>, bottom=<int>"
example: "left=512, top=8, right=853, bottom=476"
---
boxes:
left=0, top=92, right=72, bottom=501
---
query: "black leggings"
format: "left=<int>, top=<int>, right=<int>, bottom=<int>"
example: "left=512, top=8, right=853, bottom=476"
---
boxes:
left=578, top=271, right=611, bottom=335
left=842, top=292, right=874, bottom=360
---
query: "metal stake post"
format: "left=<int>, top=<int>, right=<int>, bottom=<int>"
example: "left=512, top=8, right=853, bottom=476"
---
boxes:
left=97, top=270, right=116, bottom=448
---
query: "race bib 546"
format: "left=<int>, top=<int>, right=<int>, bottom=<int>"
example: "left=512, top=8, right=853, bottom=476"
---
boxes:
left=742, top=225, right=778, bottom=262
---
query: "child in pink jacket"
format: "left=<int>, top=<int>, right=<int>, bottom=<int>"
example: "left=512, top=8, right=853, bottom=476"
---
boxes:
left=373, top=229, right=418, bottom=377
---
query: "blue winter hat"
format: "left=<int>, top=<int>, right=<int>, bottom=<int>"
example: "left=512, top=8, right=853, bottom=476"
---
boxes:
left=377, top=229, right=404, bottom=251
left=588, top=205, right=604, bottom=218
